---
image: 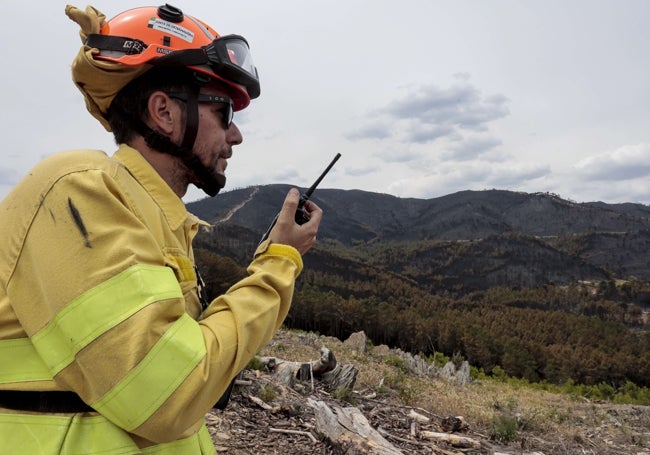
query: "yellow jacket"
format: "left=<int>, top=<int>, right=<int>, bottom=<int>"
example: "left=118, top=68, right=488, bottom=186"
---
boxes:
left=0, top=145, right=302, bottom=454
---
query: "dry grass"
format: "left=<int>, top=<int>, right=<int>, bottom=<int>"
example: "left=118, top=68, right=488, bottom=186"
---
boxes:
left=259, top=328, right=650, bottom=454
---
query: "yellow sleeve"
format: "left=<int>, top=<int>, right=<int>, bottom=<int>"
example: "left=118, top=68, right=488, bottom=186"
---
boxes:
left=199, top=241, right=302, bottom=369
left=125, top=241, right=303, bottom=442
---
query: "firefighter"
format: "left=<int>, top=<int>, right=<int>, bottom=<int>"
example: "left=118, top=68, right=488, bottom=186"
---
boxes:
left=0, top=4, right=321, bottom=453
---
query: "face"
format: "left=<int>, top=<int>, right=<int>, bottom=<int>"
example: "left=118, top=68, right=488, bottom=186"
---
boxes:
left=186, top=84, right=243, bottom=195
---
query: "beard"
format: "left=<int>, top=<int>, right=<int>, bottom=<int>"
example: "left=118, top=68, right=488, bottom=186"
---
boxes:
left=197, top=170, right=226, bottom=197
left=182, top=151, right=227, bottom=197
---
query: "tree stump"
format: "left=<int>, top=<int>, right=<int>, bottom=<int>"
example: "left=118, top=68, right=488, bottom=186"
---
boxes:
left=258, top=347, right=358, bottom=392
left=322, top=364, right=358, bottom=391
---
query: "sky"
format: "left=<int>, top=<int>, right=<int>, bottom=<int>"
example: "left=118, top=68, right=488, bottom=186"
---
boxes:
left=2, top=1, right=649, bottom=205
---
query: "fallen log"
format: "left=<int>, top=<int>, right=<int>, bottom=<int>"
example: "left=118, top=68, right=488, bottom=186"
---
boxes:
left=407, top=409, right=430, bottom=424
left=307, top=399, right=404, bottom=455
left=419, top=430, right=482, bottom=449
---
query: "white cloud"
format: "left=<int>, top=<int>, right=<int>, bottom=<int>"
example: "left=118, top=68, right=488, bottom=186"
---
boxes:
left=347, top=76, right=510, bottom=146
left=344, top=123, right=392, bottom=141
left=391, top=83, right=510, bottom=133
left=574, top=143, right=650, bottom=181
left=444, top=135, right=503, bottom=161
left=387, top=160, right=550, bottom=199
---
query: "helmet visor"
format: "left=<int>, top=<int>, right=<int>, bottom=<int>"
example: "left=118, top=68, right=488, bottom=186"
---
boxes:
left=205, top=35, right=260, bottom=99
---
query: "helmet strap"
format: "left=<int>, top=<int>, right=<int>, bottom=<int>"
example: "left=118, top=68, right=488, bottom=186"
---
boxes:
left=179, top=85, right=200, bottom=151
left=130, top=87, right=226, bottom=197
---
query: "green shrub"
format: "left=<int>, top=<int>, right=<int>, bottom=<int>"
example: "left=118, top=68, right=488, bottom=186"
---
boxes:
left=246, top=356, right=264, bottom=371
left=488, top=415, right=519, bottom=443
left=432, top=351, right=450, bottom=367
left=384, top=355, right=406, bottom=371
left=259, top=385, right=277, bottom=403
left=332, top=386, right=356, bottom=404
left=397, top=381, right=420, bottom=406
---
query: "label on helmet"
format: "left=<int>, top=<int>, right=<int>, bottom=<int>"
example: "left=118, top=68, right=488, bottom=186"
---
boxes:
left=148, top=17, right=195, bottom=43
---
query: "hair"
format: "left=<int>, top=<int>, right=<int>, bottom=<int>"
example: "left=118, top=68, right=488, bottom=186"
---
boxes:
left=107, top=67, right=199, bottom=144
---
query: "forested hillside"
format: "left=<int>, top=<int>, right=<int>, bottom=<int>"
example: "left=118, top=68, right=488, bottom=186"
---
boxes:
left=189, top=187, right=650, bottom=392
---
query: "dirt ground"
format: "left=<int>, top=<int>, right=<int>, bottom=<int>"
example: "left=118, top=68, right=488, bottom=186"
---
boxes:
left=205, top=330, right=650, bottom=455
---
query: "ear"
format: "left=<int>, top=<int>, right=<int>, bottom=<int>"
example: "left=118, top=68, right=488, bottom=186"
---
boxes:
left=146, top=91, right=178, bottom=136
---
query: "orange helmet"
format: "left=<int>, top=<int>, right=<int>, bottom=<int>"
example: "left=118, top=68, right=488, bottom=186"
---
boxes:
left=85, top=4, right=260, bottom=111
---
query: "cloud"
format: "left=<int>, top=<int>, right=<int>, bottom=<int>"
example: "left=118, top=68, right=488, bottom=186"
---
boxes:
left=489, top=162, right=550, bottom=187
left=346, top=75, right=510, bottom=146
left=392, top=85, right=509, bottom=133
left=344, top=122, right=391, bottom=141
left=574, top=143, right=650, bottom=181
left=386, top=159, right=550, bottom=199
left=444, top=135, right=503, bottom=161
left=403, top=123, right=457, bottom=144
left=562, top=143, right=650, bottom=203
left=372, top=146, right=424, bottom=164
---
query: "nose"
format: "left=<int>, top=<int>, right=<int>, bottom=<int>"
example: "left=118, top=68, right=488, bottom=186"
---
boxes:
left=227, top=122, right=243, bottom=146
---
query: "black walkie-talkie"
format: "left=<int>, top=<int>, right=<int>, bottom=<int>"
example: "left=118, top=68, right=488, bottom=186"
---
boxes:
left=260, top=153, right=341, bottom=242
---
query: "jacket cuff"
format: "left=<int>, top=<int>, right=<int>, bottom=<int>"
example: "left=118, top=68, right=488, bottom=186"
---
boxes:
left=254, top=240, right=303, bottom=273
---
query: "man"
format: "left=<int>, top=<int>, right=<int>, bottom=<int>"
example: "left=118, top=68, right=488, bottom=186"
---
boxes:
left=0, top=4, right=321, bottom=454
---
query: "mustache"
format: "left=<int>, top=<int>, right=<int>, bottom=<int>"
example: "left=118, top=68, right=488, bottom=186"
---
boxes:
left=220, top=148, right=233, bottom=159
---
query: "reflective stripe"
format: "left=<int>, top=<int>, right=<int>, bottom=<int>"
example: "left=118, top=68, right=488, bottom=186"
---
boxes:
left=92, top=313, right=206, bottom=431
left=0, top=338, right=52, bottom=383
left=142, top=424, right=215, bottom=454
left=0, top=412, right=215, bottom=454
left=31, top=264, right=183, bottom=375
left=0, top=412, right=137, bottom=454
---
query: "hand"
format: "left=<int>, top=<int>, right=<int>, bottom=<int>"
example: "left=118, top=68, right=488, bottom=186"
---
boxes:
left=268, top=188, right=322, bottom=255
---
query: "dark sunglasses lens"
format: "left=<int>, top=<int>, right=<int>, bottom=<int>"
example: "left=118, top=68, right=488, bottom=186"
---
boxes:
left=220, top=105, right=233, bottom=129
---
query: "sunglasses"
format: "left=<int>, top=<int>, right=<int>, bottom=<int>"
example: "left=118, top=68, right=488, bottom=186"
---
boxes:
left=168, top=92, right=234, bottom=129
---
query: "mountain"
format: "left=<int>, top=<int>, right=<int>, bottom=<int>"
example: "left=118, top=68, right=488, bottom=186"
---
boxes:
left=188, top=186, right=650, bottom=284
left=189, top=187, right=650, bottom=388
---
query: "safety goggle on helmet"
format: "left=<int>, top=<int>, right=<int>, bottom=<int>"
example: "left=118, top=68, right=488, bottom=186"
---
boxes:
left=86, top=4, right=260, bottom=111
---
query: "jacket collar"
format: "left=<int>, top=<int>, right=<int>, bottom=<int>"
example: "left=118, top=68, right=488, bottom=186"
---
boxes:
left=113, top=144, right=198, bottom=231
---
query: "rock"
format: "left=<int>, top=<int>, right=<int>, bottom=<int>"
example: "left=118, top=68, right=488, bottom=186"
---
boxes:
left=344, top=330, right=368, bottom=353
left=392, top=348, right=431, bottom=376
left=456, top=361, right=471, bottom=385
left=372, top=344, right=391, bottom=357
left=439, top=361, right=457, bottom=381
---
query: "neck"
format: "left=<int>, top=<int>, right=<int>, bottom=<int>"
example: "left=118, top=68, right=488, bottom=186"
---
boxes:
left=127, top=137, right=188, bottom=198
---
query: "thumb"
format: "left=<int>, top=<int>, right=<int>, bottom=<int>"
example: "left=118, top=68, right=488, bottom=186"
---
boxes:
left=277, top=188, right=300, bottom=222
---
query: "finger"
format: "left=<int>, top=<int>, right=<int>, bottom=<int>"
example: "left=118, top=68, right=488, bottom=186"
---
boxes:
left=277, top=188, right=300, bottom=223
left=304, top=200, right=323, bottom=224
